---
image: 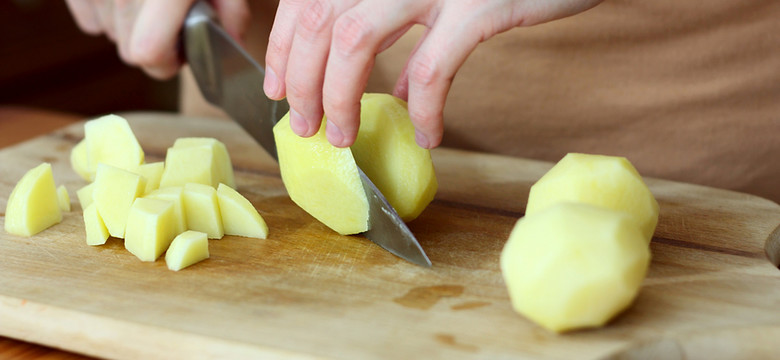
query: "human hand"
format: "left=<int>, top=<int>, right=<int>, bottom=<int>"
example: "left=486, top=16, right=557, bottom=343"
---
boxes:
left=263, top=0, right=602, bottom=149
left=65, top=0, right=251, bottom=80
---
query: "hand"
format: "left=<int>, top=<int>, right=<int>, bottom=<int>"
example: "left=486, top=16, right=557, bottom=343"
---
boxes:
left=65, top=0, right=251, bottom=80
left=263, top=0, right=602, bottom=149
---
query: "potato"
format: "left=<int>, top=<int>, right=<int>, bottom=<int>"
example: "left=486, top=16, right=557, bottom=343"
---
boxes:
left=83, top=203, right=109, bottom=246
left=182, top=183, right=224, bottom=239
left=135, top=162, right=165, bottom=195
left=70, top=139, right=91, bottom=181
left=274, top=114, right=369, bottom=235
left=57, top=185, right=71, bottom=212
left=144, top=187, right=187, bottom=236
left=84, top=114, right=145, bottom=178
left=93, top=163, right=146, bottom=238
left=217, top=183, right=268, bottom=239
left=526, top=153, right=659, bottom=243
left=76, top=182, right=95, bottom=209
left=4, top=163, right=62, bottom=236
left=159, top=138, right=235, bottom=189
left=351, top=93, right=437, bottom=222
left=165, top=230, right=210, bottom=271
left=124, top=198, right=177, bottom=261
left=501, top=203, right=650, bottom=333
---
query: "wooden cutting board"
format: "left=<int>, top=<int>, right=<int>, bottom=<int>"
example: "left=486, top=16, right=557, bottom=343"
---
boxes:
left=1, top=113, right=779, bottom=360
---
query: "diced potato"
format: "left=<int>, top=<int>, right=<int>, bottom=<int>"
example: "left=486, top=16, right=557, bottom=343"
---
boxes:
left=274, top=114, right=369, bottom=235
left=526, top=153, right=659, bottom=243
left=70, top=139, right=91, bottom=181
left=4, top=163, right=62, bottom=236
left=159, top=138, right=235, bottom=189
left=57, top=185, right=71, bottom=212
left=124, top=198, right=177, bottom=261
left=76, top=182, right=95, bottom=209
left=93, top=164, right=147, bottom=238
left=351, top=93, right=437, bottom=222
left=217, top=183, right=268, bottom=239
left=84, top=114, right=145, bottom=178
left=165, top=230, right=209, bottom=271
left=135, top=162, right=165, bottom=195
left=182, top=183, right=224, bottom=239
left=144, top=187, right=187, bottom=236
left=83, top=203, right=109, bottom=246
left=500, top=203, right=650, bottom=333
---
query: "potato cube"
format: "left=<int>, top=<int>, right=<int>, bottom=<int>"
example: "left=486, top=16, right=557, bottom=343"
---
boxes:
left=501, top=203, right=650, bottom=333
left=182, top=183, right=224, bottom=239
left=165, top=230, right=209, bottom=271
left=84, top=114, right=145, bottom=178
left=57, top=185, right=71, bottom=212
left=144, top=187, right=187, bottom=236
left=93, top=164, right=147, bottom=238
left=83, top=203, right=109, bottom=246
left=124, top=198, right=177, bottom=261
left=159, top=138, right=235, bottom=189
left=76, top=182, right=95, bottom=210
left=135, top=161, right=165, bottom=195
left=70, top=139, right=91, bottom=181
left=4, top=163, right=62, bottom=236
left=217, top=183, right=268, bottom=239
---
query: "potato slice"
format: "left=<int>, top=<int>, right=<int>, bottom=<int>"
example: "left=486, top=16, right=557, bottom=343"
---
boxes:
left=76, top=182, right=95, bottom=210
left=135, top=162, right=165, bottom=195
left=4, top=163, right=62, bottom=236
left=83, top=203, right=109, bottom=246
left=526, top=153, right=659, bottom=243
left=124, top=198, right=177, bottom=261
left=217, top=183, right=268, bottom=239
left=274, top=114, right=369, bottom=235
left=159, top=138, right=235, bottom=189
left=57, top=185, right=71, bottom=212
left=84, top=114, right=145, bottom=178
left=182, top=183, right=224, bottom=239
left=93, top=164, right=147, bottom=238
left=501, top=203, right=650, bottom=333
left=351, top=93, right=437, bottom=221
left=70, top=139, right=91, bottom=181
left=144, top=187, right=187, bottom=236
left=165, top=230, right=209, bottom=271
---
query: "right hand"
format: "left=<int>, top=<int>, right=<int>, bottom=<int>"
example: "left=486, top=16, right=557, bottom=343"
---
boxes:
left=65, top=0, right=251, bottom=80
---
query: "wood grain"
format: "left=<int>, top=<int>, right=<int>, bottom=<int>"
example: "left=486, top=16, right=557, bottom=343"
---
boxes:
left=0, top=113, right=778, bottom=359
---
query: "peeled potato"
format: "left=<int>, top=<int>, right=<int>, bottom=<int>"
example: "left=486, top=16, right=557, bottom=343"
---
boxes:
left=124, top=197, right=177, bottom=262
left=4, top=163, right=62, bottom=236
left=217, top=183, right=268, bottom=239
left=182, top=183, right=224, bottom=239
left=165, top=230, right=210, bottom=271
left=501, top=203, right=650, bottom=333
left=93, top=163, right=146, bottom=238
left=84, top=114, right=145, bottom=178
left=159, top=138, right=235, bottom=189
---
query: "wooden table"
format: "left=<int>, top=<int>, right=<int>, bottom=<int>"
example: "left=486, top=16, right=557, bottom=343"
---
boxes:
left=1, top=108, right=779, bottom=359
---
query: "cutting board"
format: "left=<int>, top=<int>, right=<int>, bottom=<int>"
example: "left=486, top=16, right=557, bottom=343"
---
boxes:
left=1, top=113, right=779, bottom=360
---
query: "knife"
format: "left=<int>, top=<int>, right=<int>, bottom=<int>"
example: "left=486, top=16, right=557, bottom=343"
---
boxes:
left=182, top=0, right=431, bottom=267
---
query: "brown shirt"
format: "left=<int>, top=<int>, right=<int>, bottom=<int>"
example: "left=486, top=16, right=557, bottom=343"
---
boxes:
left=181, top=0, right=780, bottom=202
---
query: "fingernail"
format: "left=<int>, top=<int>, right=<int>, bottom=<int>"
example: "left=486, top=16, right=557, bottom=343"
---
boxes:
left=263, top=67, right=278, bottom=98
left=290, top=109, right=309, bottom=136
left=326, top=120, right=345, bottom=147
left=415, top=130, right=430, bottom=149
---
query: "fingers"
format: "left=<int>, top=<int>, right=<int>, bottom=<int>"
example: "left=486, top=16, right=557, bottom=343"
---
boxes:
left=65, top=0, right=102, bottom=35
left=128, top=0, right=197, bottom=79
left=264, top=0, right=308, bottom=101
left=114, top=0, right=140, bottom=62
left=213, top=0, right=252, bottom=44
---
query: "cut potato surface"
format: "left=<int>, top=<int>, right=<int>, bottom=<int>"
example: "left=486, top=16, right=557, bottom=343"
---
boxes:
left=136, top=162, right=165, bottom=195
left=76, top=182, right=95, bottom=210
left=217, top=183, right=268, bottom=239
left=274, top=114, right=369, bottom=235
left=124, top=198, right=177, bottom=261
left=84, top=114, right=144, bottom=178
left=351, top=93, right=437, bottom=222
left=4, top=163, right=62, bottom=236
left=526, top=153, right=659, bottom=243
left=165, top=230, right=210, bottom=271
left=159, top=138, right=235, bottom=189
left=57, top=185, right=71, bottom=212
left=182, top=183, right=224, bottom=239
left=144, top=187, right=187, bottom=236
left=501, top=203, right=650, bottom=333
left=93, top=164, right=147, bottom=238
left=70, top=139, right=91, bottom=181
left=83, top=203, right=109, bottom=246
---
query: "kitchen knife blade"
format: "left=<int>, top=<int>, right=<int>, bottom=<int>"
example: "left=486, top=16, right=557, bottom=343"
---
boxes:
left=182, top=1, right=431, bottom=267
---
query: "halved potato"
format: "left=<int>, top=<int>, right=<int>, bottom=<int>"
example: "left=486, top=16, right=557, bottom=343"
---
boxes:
left=4, top=163, right=62, bottom=236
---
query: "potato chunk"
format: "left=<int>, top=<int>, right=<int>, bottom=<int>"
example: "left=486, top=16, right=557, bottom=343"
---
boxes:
left=351, top=93, right=437, bottom=222
left=274, top=115, right=369, bottom=235
left=526, top=153, right=659, bottom=243
left=4, top=163, right=62, bottom=236
left=144, top=187, right=187, bottom=236
left=93, top=164, right=146, bottom=238
left=57, top=185, right=71, bottom=212
left=84, top=114, right=145, bottom=178
left=83, top=203, right=109, bottom=246
left=70, top=139, right=91, bottom=181
left=124, top=198, right=177, bottom=261
left=76, top=182, right=95, bottom=210
left=135, top=162, right=165, bottom=195
left=217, top=184, right=268, bottom=239
left=159, top=138, right=235, bottom=189
left=500, top=203, right=650, bottom=333
left=182, top=183, right=224, bottom=239
left=165, top=230, right=209, bottom=271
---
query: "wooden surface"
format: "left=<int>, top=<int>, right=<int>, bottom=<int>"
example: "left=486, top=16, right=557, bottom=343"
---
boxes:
left=0, top=112, right=779, bottom=360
